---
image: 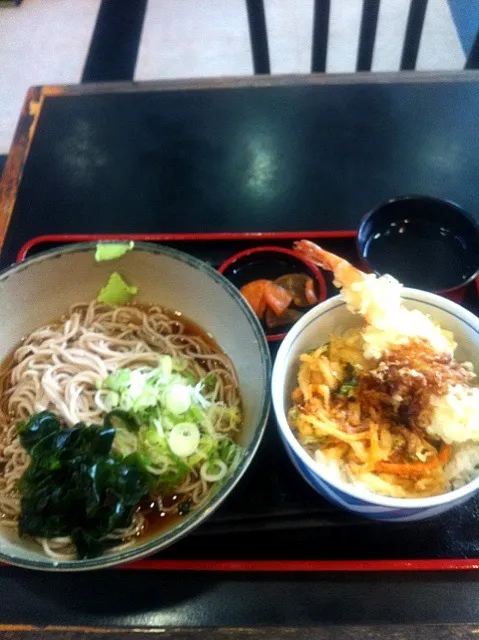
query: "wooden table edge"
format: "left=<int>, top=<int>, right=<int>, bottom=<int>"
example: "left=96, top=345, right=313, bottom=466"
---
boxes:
left=27, top=69, right=479, bottom=96
left=1, top=624, right=479, bottom=639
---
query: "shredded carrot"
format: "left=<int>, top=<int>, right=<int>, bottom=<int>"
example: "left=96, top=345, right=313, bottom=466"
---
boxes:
left=239, top=280, right=269, bottom=318
left=374, top=460, right=439, bottom=477
left=375, top=446, right=450, bottom=478
left=367, top=422, right=379, bottom=470
left=264, top=282, right=293, bottom=316
left=438, top=443, right=451, bottom=464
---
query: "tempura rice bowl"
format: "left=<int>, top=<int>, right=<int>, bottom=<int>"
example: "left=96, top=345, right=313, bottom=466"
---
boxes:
left=272, top=290, right=479, bottom=521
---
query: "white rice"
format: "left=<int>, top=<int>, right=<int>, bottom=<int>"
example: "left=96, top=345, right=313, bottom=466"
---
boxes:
left=428, top=385, right=479, bottom=444
left=444, top=442, right=479, bottom=490
left=314, top=442, right=479, bottom=497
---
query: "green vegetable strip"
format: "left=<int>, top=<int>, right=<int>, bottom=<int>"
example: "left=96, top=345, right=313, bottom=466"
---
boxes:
left=95, top=242, right=134, bottom=262
left=97, top=272, right=138, bottom=305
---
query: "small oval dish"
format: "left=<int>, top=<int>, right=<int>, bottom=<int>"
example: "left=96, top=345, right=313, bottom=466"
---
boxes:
left=218, top=246, right=327, bottom=342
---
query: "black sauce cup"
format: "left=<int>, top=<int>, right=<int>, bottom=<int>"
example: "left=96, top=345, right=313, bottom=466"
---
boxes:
left=357, top=196, right=479, bottom=295
left=218, top=246, right=327, bottom=342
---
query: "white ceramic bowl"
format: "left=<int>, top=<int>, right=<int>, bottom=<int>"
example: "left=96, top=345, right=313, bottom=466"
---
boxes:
left=0, top=242, right=271, bottom=570
left=272, top=289, right=479, bottom=522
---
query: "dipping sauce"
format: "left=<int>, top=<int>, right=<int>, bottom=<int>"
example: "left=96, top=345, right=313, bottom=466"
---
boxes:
left=358, top=197, right=479, bottom=293
left=363, top=219, right=475, bottom=291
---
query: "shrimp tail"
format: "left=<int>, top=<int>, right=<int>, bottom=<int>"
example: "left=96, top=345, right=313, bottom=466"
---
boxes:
left=293, top=240, right=366, bottom=288
left=293, top=240, right=340, bottom=271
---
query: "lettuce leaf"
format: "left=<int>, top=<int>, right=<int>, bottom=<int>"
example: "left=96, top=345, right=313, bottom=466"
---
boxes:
left=95, top=242, right=134, bottom=262
left=97, top=272, right=138, bottom=305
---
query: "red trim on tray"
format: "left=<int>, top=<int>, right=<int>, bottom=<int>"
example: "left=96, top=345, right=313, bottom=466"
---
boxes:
left=11, top=230, right=479, bottom=574
left=116, top=558, right=479, bottom=572
left=442, top=287, right=467, bottom=304
left=217, top=245, right=327, bottom=342
left=0, top=558, right=478, bottom=572
left=16, top=231, right=357, bottom=263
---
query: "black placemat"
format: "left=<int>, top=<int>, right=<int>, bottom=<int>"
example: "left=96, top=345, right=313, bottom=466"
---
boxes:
left=3, top=77, right=479, bottom=565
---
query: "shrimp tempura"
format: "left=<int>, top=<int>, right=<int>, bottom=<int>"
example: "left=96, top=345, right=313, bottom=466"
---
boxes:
left=293, top=240, right=455, bottom=359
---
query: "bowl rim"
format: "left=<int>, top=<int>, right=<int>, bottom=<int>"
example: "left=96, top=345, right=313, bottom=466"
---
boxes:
left=272, top=287, right=479, bottom=510
left=356, top=195, right=479, bottom=294
left=0, top=241, right=271, bottom=570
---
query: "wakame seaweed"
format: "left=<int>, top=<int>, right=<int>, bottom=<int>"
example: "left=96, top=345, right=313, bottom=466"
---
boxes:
left=17, top=411, right=149, bottom=559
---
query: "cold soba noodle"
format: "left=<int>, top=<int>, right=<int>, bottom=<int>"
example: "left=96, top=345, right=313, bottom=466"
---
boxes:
left=0, top=301, right=242, bottom=560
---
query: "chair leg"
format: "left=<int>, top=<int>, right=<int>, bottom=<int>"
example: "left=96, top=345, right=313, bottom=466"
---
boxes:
left=245, top=0, right=270, bottom=75
left=82, top=0, right=148, bottom=82
left=465, top=28, right=479, bottom=69
left=311, top=0, right=331, bottom=72
left=356, top=0, right=381, bottom=72
left=400, top=0, right=428, bottom=70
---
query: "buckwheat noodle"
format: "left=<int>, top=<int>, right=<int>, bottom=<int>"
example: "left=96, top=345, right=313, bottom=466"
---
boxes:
left=0, top=301, right=240, bottom=560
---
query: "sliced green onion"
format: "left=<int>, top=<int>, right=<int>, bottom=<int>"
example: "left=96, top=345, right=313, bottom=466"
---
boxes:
left=200, top=459, right=228, bottom=482
left=94, top=390, right=119, bottom=413
left=164, top=384, right=191, bottom=415
left=152, top=418, right=165, bottom=438
left=158, top=355, right=173, bottom=378
left=168, top=422, right=200, bottom=458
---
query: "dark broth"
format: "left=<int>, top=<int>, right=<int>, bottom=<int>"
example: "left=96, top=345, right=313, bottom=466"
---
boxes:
left=0, top=302, right=241, bottom=547
left=363, top=220, right=476, bottom=291
left=130, top=306, right=236, bottom=543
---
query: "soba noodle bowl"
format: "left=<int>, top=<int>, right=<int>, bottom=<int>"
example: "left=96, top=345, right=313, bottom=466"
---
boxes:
left=0, top=301, right=242, bottom=560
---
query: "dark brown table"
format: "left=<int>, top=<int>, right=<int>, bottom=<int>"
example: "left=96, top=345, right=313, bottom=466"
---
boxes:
left=3, top=71, right=479, bottom=640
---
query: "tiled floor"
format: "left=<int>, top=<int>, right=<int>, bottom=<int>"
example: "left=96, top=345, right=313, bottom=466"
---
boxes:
left=135, top=0, right=465, bottom=79
left=136, top=0, right=253, bottom=80
left=0, top=0, right=473, bottom=157
left=0, top=0, right=101, bottom=156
